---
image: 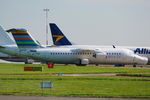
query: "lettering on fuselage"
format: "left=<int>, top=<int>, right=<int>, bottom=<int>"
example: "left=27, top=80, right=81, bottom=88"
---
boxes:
left=134, top=48, right=150, bottom=54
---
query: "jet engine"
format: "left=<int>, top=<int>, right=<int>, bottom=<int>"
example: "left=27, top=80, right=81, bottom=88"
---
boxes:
left=76, top=59, right=89, bottom=66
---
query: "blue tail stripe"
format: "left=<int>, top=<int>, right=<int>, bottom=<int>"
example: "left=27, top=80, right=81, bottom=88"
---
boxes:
left=13, top=35, right=30, bottom=38
left=16, top=40, right=34, bottom=42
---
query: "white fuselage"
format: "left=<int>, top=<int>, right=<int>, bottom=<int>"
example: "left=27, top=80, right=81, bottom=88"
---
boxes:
left=47, top=45, right=150, bottom=62
left=0, top=45, right=147, bottom=65
left=0, top=45, right=149, bottom=65
left=0, top=52, right=25, bottom=62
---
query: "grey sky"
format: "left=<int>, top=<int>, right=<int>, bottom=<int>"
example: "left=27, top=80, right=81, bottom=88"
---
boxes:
left=0, top=0, right=150, bottom=46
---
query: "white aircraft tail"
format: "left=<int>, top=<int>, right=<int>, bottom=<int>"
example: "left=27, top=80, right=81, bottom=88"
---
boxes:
left=0, top=26, right=15, bottom=46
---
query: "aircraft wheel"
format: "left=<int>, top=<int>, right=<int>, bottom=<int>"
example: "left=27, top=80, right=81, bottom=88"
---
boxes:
left=133, top=64, right=136, bottom=67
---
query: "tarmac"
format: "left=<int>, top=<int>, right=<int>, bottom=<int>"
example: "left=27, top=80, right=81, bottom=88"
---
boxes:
left=0, top=95, right=149, bottom=100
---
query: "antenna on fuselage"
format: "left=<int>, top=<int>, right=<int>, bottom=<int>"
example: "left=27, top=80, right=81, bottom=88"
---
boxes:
left=112, top=45, right=116, bottom=48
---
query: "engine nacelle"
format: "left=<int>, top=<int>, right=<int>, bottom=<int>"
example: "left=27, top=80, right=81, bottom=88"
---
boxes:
left=76, top=59, right=89, bottom=66
left=81, top=59, right=89, bottom=65
left=25, top=58, right=34, bottom=64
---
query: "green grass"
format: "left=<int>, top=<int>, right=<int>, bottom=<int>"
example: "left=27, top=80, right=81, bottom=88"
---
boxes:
left=0, top=76, right=150, bottom=98
left=0, top=63, right=150, bottom=74
left=0, top=63, right=150, bottom=98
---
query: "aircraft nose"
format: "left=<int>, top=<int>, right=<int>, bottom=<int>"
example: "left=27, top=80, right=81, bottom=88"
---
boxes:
left=134, top=55, right=148, bottom=65
left=142, top=57, right=149, bottom=65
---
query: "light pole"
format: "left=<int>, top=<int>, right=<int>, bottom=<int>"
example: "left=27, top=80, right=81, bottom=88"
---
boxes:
left=43, top=8, right=49, bottom=45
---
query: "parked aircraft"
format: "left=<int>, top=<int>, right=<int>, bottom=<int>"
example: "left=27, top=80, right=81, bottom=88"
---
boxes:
left=0, top=52, right=32, bottom=63
left=49, top=23, right=150, bottom=64
left=0, top=26, right=34, bottom=63
left=0, top=25, right=147, bottom=66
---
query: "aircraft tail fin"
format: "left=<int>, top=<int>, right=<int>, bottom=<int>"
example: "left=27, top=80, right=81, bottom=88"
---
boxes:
left=50, top=23, right=72, bottom=46
left=0, top=25, right=15, bottom=46
left=6, top=28, right=41, bottom=48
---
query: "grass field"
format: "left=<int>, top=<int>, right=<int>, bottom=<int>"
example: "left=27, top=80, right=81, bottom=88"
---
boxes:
left=0, top=63, right=150, bottom=98
left=0, top=63, right=150, bottom=74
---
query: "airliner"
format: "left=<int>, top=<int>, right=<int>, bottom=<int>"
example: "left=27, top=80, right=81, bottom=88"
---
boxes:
left=49, top=23, right=150, bottom=64
left=0, top=25, right=147, bottom=66
left=0, top=52, right=26, bottom=63
left=0, top=26, right=34, bottom=63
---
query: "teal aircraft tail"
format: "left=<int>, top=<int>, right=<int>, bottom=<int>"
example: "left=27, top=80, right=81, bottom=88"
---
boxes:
left=50, top=23, right=72, bottom=46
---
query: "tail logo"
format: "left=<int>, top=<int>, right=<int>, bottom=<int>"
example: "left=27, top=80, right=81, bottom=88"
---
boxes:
left=6, top=28, right=39, bottom=47
left=52, top=35, right=64, bottom=42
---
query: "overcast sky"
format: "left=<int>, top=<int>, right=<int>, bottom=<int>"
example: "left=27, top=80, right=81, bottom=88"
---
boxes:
left=0, top=0, right=150, bottom=46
